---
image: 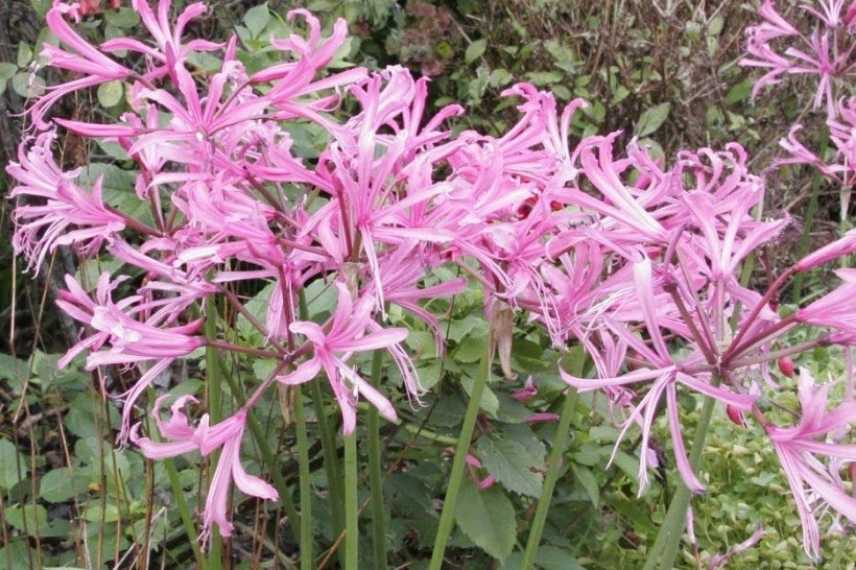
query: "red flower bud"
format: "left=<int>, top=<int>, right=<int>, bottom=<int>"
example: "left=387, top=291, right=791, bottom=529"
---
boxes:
left=778, top=356, right=796, bottom=378
left=726, top=405, right=746, bottom=428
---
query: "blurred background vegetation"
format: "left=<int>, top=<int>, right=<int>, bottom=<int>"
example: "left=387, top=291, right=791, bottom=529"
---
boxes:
left=1, top=1, right=853, bottom=568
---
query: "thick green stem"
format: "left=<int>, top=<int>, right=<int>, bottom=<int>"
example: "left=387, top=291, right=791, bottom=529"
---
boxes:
left=299, top=291, right=345, bottom=564
left=311, top=369, right=345, bottom=567
left=428, top=339, right=491, bottom=570
left=520, top=347, right=585, bottom=568
left=294, top=386, right=313, bottom=569
left=642, top=393, right=717, bottom=570
left=344, top=429, right=359, bottom=570
left=367, top=350, right=387, bottom=569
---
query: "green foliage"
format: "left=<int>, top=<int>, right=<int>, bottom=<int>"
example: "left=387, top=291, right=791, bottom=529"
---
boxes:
left=455, top=478, right=517, bottom=562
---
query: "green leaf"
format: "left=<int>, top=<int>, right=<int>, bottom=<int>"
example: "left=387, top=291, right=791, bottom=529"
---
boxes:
left=455, top=334, right=486, bottom=363
left=489, top=68, right=513, bottom=88
left=12, top=72, right=45, bottom=98
left=415, top=359, right=442, bottom=390
left=0, top=62, right=17, bottom=81
left=96, top=140, right=132, bottom=161
left=30, top=0, right=50, bottom=17
left=186, top=51, right=223, bottom=73
left=253, top=358, right=278, bottom=381
left=5, top=504, right=48, bottom=535
left=461, top=374, right=499, bottom=417
left=725, top=78, right=753, bottom=106
left=477, top=434, right=543, bottom=497
left=0, top=439, right=28, bottom=490
left=237, top=283, right=274, bottom=339
left=634, top=102, right=671, bottom=138
left=572, top=464, right=600, bottom=507
left=97, top=80, right=124, bottom=108
left=455, top=479, right=516, bottom=561
left=75, top=257, right=123, bottom=290
left=525, top=71, right=563, bottom=86
left=104, top=7, right=140, bottom=28
left=503, top=545, right=587, bottom=570
left=17, top=42, right=33, bottom=67
left=83, top=503, right=120, bottom=523
left=0, top=353, right=29, bottom=393
left=0, top=541, right=29, bottom=570
left=78, top=163, right=149, bottom=223
left=244, top=3, right=271, bottom=38
left=40, top=468, right=89, bottom=503
left=465, top=39, right=486, bottom=64
left=543, top=39, right=577, bottom=73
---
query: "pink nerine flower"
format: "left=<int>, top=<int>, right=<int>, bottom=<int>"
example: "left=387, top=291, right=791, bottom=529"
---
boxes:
left=560, top=257, right=756, bottom=495
left=6, top=132, right=126, bottom=273
left=277, top=282, right=408, bottom=434
left=100, top=0, right=222, bottom=83
left=767, top=370, right=856, bottom=560
left=739, top=0, right=856, bottom=118
left=132, top=396, right=277, bottom=539
left=56, top=272, right=204, bottom=440
left=32, top=3, right=132, bottom=127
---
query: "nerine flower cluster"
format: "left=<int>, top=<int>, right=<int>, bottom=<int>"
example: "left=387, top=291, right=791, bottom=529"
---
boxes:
left=8, top=0, right=856, bottom=557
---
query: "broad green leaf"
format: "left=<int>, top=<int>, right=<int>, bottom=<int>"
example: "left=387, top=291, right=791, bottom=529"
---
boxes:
left=244, top=3, right=271, bottom=38
left=726, top=78, right=753, bottom=105
left=634, top=102, right=671, bottom=138
left=237, top=282, right=274, bottom=339
left=495, top=394, right=533, bottom=424
left=12, top=72, right=45, bottom=98
left=543, top=39, right=577, bottom=73
left=75, top=258, right=123, bottom=293
left=0, top=439, right=28, bottom=490
left=5, top=504, right=48, bottom=535
left=83, top=503, right=120, bottom=523
left=502, top=546, right=586, bottom=570
left=17, top=42, right=33, bottom=67
left=525, top=71, right=563, bottom=86
left=253, top=358, right=278, bottom=381
left=40, top=468, right=89, bottom=503
left=0, top=353, right=29, bottom=393
left=187, top=51, right=223, bottom=73
left=104, top=7, right=140, bottom=28
left=96, top=140, right=131, bottom=161
left=465, top=39, right=486, bottom=64
left=572, top=464, right=600, bottom=507
left=446, top=314, right=484, bottom=343
left=78, top=163, right=150, bottom=223
left=461, top=374, right=499, bottom=417
left=489, top=68, right=513, bottom=88
left=0, top=62, right=17, bottom=81
left=415, top=359, right=442, bottom=390
left=455, top=334, right=487, bottom=363
left=477, top=434, right=543, bottom=497
left=455, top=479, right=516, bottom=561
left=0, top=541, right=30, bottom=570
left=97, top=80, right=124, bottom=108
left=405, top=330, right=436, bottom=359
left=30, top=0, right=50, bottom=17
